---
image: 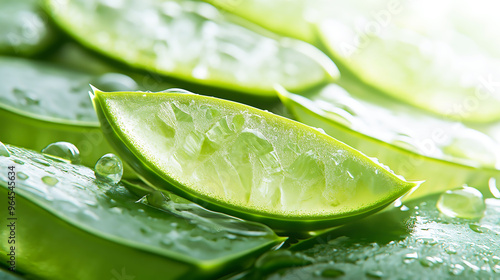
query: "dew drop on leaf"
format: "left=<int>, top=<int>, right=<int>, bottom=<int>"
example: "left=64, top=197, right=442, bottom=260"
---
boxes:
left=42, top=176, right=59, bottom=186
left=316, top=268, right=345, bottom=278
left=42, top=142, right=81, bottom=164
left=17, top=172, right=28, bottom=180
left=436, top=186, right=485, bottom=219
left=94, top=153, right=123, bottom=184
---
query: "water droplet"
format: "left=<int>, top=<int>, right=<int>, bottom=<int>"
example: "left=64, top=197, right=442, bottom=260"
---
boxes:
left=0, top=142, right=10, bottom=157
left=404, top=252, right=418, bottom=264
left=450, top=264, right=465, bottom=275
left=84, top=200, right=98, bottom=207
left=444, top=244, right=457, bottom=254
left=469, top=224, right=488, bottom=233
left=17, top=172, right=28, bottom=180
left=24, top=95, right=40, bottom=106
left=394, top=197, right=402, bottom=207
left=436, top=186, right=485, bottom=219
left=91, top=73, right=138, bottom=92
left=147, top=190, right=169, bottom=208
left=419, top=256, right=443, bottom=267
left=391, top=134, right=421, bottom=154
left=365, top=270, right=384, bottom=279
left=160, top=238, right=173, bottom=247
left=316, top=268, right=345, bottom=278
left=313, top=127, right=327, bottom=135
left=42, top=176, right=58, bottom=186
left=324, top=108, right=353, bottom=127
left=78, top=209, right=100, bottom=221
left=12, top=87, right=26, bottom=96
left=418, top=238, right=437, bottom=245
left=94, top=154, right=123, bottom=184
left=462, top=260, right=480, bottom=273
left=109, top=207, right=123, bottom=214
left=140, top=226, right=152, bottom=236
left=33, top=158, right=50, bottom=166
left=161, top=88, right=193, bottom=95
left=493, top=265, right=500, bottom=273
left=42, top=142, right=81, bottom=164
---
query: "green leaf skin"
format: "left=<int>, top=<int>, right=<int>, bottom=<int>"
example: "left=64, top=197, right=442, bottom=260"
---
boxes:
left=277, top=81, right=500, bottom=200
left=0, top=144, right=284, bottom=280
left=92, top=89, right=417, bottom=232
left=241, top=194, right=500, bottom=279
left=0, top=0, right=58, bottom=56
left=44, top=0, right=337, bottom=97
left=0, top=56, right=137, bottom=173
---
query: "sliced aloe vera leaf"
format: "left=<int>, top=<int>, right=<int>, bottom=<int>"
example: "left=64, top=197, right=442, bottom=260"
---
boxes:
left=203, top=0, right=315, bottom=43
left=0, top=0, right=58, bottom=56
left=277, top=81, right=500, bottom=200
left=92, top=88, right=417, bottom=232
left=0, top=144, right=284, bottom=280
left=44, top=0, right=337, bottom=96
left=316, top=0, right=500, bottom=122
left=0, top=56, right=137, bottom=171
left=243, top=194, right=500, bottom=279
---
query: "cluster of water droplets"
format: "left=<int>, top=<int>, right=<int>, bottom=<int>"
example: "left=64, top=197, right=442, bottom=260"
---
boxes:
left=242, top=188, right=500, bottom=279
left=40, top=141, right=124, bottom=186
left=0, top=142, right=280, bottom=262
left=140, top=190, right=276, bottom=238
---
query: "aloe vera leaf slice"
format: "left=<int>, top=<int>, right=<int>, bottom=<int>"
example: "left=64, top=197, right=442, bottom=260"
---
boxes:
left=243, top=194, right=500, bottom=279
left=277, top=81, right=500, bottom=200
left=44, top=0, right=337, bottom=96
left=0, top=0, right=58, bottom=56
left=92, top=88, right=417, bottom=232
left=0, top=144, right=284, bottom=280
left=316, top=0, right=500, bottom=122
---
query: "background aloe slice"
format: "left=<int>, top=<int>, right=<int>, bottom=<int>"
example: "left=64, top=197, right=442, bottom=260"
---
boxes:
left=278, top=79, right=500, bottom=200
left=44, top=0, right=337, bottom=96
left=0, top=144, right=284, bottom=279
left=203, top=0, right=315, bottom=43
left=214, top=0, right=500, bottom=122
left=236, top=194, right=500, bottom=279
left=0, top=56, right=140, bottom=172
left=317, top=0, right=500, bottom=122
left=92, top=89, right=417, bottom=232
left=0, top=0, right=58, bottom=56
